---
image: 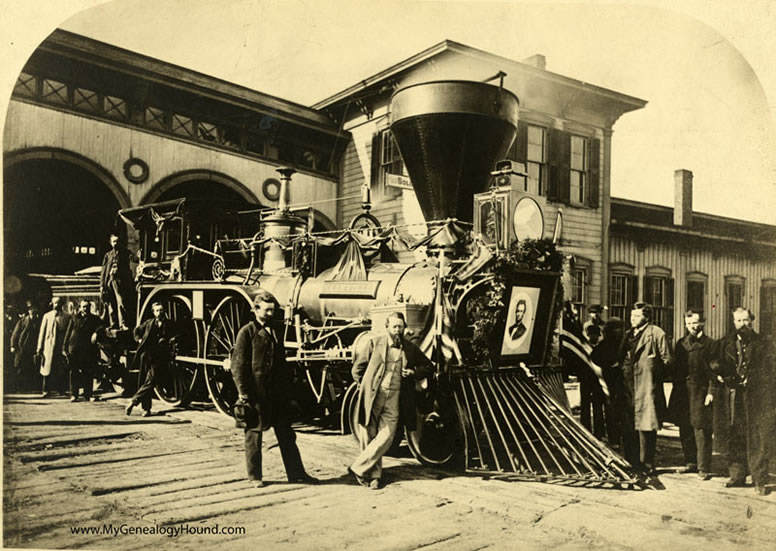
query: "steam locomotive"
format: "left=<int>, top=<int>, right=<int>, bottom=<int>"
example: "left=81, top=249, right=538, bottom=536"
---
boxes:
left=110, top=80, right=634, bottom=484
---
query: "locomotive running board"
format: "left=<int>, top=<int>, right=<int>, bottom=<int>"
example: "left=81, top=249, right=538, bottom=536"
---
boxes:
left=453, top=369, right=638, bottom=486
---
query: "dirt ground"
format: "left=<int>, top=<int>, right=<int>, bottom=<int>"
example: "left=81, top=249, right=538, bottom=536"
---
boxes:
left=3, top=391, right=775, bottom=550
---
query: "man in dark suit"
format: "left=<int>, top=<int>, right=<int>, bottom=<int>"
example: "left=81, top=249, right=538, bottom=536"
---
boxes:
left=508, top=299, right=528, bottom=341
left=669, top=310, right=716, bottom=479
left=713, top=307, right=775, bottom=495
left=125, top=301, right=176, bottom=417
left=231, top=290, right=317, bottom=488
left=349, top=311, right=434, bottom=489
left=63, top=299, right=104, bottom=402
left=10, top=300, right=41, bottom=391
left=100, top=232, right=134, bottom=330
left=591, top=317, right=625, bottom=447
left=619, top=302, right=672, bottom=476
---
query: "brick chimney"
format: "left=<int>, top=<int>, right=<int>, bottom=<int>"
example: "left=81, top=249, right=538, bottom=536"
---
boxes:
left=522, top=54, right=546, bottom=71
left=674, top=169, right=693, bottom=227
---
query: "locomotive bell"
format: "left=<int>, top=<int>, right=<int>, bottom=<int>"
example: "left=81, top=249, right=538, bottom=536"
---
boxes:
left=390, top=80, right=519, bottom=222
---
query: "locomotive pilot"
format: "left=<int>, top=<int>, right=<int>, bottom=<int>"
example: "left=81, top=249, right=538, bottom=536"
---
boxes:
left=231, top=290, right=318, bottom=487
left=349, top=311, right=434, bottom=489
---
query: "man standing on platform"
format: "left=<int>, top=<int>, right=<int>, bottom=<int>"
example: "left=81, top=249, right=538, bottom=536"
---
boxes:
left=231, top=291, right=318, bottom=487
left=591, top=317, right=625, bottom=448
left=63, top=299, right=104, bottom=402
left=125, top=301, right=175, bottom=417
left=713, top=307, right=776, bottom=495
left=349, top=312, right=434, bottom=489
left=36, top=297, right=72, bottom=398
left=670, top=310, right=716, bottom=480
left=100, top=232, right=133, bottom=330
left=620, top=302, right=672, bottom=476
left=10, top=300, right=41, bottom=391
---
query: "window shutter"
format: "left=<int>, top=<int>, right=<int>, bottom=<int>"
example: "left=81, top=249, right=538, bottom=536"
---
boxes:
left=547, top=128, right=561, bottom=201
left=588, top=138, right=601, bottom=208
left=370, top=132, right=381, bottom=193
left=630, top=275, right=639, bottom=306
left=515, top=121, right=528, bottom=162
left=558, top=131, right=571, bottom=205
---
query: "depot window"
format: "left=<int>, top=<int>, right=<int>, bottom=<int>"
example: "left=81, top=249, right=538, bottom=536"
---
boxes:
left=686, top=273, right=707, bottom=317
left=645, top=267, right=674, bottom=340
left=725, top=276, right=745, bottom=333
left=609, top=265, right=637, bottom=323
left=760, top=280, right=776, bottom=342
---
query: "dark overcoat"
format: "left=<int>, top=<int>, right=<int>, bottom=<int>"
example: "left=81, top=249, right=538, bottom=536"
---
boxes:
left=63, top=312, right=103, bottom=368
left=10, top=313, right=41, bottom=370
left=668, top=333, right=715, bottom=429
left=713, top=331, right=776, bottom=428
left=231, top=320, right=292, bottom=431
left=352, top=333, right=434, bottom=430
left=620, top=323, right=672, bottom=431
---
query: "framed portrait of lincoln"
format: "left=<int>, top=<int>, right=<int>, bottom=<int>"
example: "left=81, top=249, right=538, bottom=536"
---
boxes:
left=497, top=272, right=560, bottom=367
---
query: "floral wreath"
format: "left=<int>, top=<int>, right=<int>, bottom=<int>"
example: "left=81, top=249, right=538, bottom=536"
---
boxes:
left=466, top=238, right=565, bottom=364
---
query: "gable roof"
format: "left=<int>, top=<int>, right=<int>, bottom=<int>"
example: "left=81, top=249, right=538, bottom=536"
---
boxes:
left=313, top=39, right=647, bottom=116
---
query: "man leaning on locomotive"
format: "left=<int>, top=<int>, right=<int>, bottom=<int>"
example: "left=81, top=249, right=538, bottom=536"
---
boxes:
left=348, top=311, right=434, bottom=490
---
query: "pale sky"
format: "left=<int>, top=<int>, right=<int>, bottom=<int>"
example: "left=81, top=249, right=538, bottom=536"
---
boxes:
left=2, top=0, right=776, bottom=225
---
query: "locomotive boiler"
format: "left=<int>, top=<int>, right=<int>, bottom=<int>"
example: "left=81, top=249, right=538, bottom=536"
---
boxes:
left=115, top=80, right=636, bottom=485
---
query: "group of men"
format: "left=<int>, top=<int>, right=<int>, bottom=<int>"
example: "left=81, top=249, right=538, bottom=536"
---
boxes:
left=231, top=291, right=433, bottom=490
left=7, top=232, right=164, bottom=412
left=9, top=296, right=104, bottom=401
left=579, top=303, right=775, bottom=495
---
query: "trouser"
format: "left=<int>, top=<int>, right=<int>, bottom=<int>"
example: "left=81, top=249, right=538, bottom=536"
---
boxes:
left=107, top=280, right=128, bottom=329
left=130, top=362, right=157, bottom=411
left=678, top=420, right=698, bottom=468
left=69, top=358, right=96, bottom=399
left=350, top=388, right=401, bottom=481
left=42, top=357, right=68, bottom=394
left=244, top=421, right=306, bottom=481
left=693, top=427, right=713, bottom=474
left=622, top=427, right=657, bottom=473
left=727, top=388, right=771, bottom=486
left=604, top=401, right=622, bottom=447
left=580, top=376, right=606, bottom=438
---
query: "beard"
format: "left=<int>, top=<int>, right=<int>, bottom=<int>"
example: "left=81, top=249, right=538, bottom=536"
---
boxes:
left=736, top=325, right=753, bottom=338
left=391, top=335, right=401, bottom=347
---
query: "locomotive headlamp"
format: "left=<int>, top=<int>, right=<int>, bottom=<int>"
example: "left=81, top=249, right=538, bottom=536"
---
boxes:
left=512, top=196, right=544, bottom=240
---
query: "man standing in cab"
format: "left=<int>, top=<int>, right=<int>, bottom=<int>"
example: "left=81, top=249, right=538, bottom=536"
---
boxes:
left=231, top=291, right=318, bottom=488
left=349, top=312, right=434, bottom=489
